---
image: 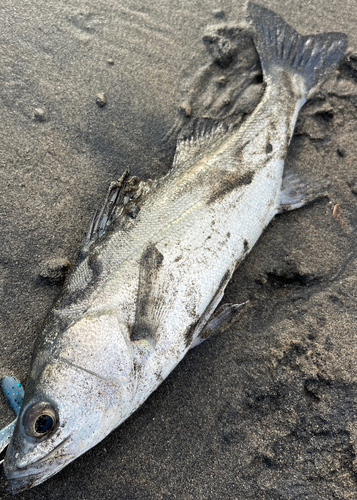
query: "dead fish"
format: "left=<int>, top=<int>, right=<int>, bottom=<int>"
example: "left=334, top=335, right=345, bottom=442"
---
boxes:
left=3, top=2, right=347, bottom=493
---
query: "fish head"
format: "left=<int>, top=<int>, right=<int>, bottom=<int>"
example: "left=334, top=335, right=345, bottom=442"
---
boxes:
left=4, top=312, right=135, bottom=493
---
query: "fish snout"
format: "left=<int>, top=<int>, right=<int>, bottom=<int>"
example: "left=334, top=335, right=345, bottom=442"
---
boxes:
left=5, top=462, right=66, bottom=495
left=3, top=433, right=75, bottom=494
left=4, top=447, right=75, bottom=494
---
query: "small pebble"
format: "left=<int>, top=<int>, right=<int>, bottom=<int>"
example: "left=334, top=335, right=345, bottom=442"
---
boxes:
left=179, top=101, right=192, bottom=117
left=34, top=108, right=46, bottom=122
left=217, top=75, right=228, bottom=86
left=107, top=58, right=114, bottom=65
left=212, top=9, right=225, bottom=19
left=337, top=147, right=347, bottom=157
left=39, top=257, right=71, bottom=284
left=96, top=93, right=107, bottom=108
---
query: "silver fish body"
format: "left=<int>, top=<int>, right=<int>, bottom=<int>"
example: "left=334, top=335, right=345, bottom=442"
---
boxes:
left=4, top=3, right=347, bottom=493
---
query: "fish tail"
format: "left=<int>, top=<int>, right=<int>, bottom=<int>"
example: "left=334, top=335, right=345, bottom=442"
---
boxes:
left=246, top=2, right=347, bottom=94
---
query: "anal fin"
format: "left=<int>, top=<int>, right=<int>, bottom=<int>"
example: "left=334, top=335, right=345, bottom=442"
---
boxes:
left=278, top=169, right=330, bottom=213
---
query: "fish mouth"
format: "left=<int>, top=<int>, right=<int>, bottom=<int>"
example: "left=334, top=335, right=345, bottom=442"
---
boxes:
left=4, top=462, right=67, bottom=495
left=5, top=470, right=48, bottom=495
left=4, top=435, right=74, bottom=494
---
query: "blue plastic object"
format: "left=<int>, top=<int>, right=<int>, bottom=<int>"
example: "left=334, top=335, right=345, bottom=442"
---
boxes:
left=0, top=376, right=24, bottom=455
left=1, top=376, right=24, bottom=416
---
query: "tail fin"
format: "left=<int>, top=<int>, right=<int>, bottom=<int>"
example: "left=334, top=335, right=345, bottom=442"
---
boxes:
left=246, top=2, right=348, bottom=93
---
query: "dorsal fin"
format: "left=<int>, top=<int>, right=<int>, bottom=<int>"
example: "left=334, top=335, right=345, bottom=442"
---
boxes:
left=82, top=170, right=156, bottom=256
left=172, top=120, right=230, bottom=168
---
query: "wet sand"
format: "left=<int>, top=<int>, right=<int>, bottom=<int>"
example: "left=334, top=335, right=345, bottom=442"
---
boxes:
left=1, top=0, right=357, bottom=498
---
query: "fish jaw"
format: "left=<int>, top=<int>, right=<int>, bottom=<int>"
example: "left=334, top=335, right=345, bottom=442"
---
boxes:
left=6, top=469, right=61, bottom=494
left=4, top=435, right=76, bottom=494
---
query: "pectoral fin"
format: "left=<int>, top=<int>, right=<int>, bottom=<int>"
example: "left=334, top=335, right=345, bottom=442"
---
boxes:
left=130, top=242, right=166, bottom=345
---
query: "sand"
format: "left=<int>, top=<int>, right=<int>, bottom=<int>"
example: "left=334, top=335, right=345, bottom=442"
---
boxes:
left=0, top=0, right=357, bottom=498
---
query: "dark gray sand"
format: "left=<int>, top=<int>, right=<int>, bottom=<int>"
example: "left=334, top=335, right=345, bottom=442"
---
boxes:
left=1, top=0, right=357, bottom=498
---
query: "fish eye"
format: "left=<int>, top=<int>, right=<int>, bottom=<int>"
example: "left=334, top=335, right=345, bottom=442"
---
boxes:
left=23, top=402, right=57, bottom=438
